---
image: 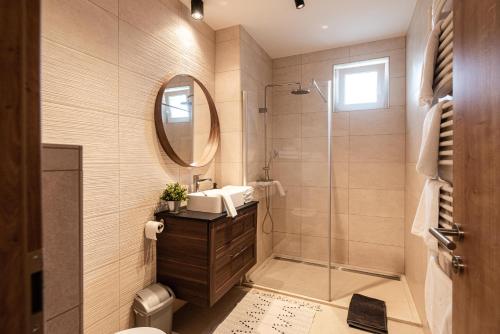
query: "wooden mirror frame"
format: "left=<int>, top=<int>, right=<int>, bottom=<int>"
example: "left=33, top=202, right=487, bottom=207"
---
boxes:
left=154, top=75, right=220, bottom=168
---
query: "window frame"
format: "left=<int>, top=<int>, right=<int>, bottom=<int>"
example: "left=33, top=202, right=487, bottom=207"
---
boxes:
left=334, top=57, right=389, bottom=112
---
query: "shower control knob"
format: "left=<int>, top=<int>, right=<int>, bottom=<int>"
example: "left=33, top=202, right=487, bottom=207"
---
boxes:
left=452, top=255, right=465, bottom=274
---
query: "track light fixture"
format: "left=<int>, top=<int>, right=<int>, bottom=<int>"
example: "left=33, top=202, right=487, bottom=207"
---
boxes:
left=191, top=0, right=204, bottom=20
left=295, top=0, right=305, bottom=9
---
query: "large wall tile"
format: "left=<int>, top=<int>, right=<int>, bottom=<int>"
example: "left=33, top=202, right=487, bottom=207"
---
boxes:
left=301, top=112, right=328, bottom=137
left=273, top=232, right=300, bottom=257
left=83, top=262, right=120, bottom=328
left=119, top=251, right=155, bottom=306
left=215, top=70, right=241, bottom=102
left=301, top=236, right=329, bottom=261
left=349, top=162, right=405, bottom=190
left=216, top=38, right=240, bottom=72
left=301, top=137, right=328, bottom=162
left=119, top=68, right=161, bottom=121
left=42, top=102, right=119, bottom=165
left=349, top=241, right=404, bottom=273
left=272, top=114, right=300, bottom=139
left=349, top=189, right=404, bottom=218
left=83, top=164, right=119, bottom=219
left=301, top=162, right=329, bottom=187
left=272, top=208, right=301, bottom=234
left=118, top=21, right=179, bottom=81
left=83, top=213, right=119, bottom=274
left=349, top=37, right=405, bottom=57
left=349, top=108, right=405, bottom=136
left=42, top=0, right=118, bottom=64
left=349, top=135, right=405, bottom=163
left=89, top=0, right=118, bottom=15
left=331, top=188, right=349, bottom=215
left=349, top=215, right=404, bottom=247
left=274, top=138, right=301, bottom=161
left=119, top=163, right=178, bottom=210
left=41, top=39, right=118, bottom=113
left=119, top=205, right=156, bottom=259
left=84, top=310, right=120, bottom=334
left=217, top=101, right=242, bottom=133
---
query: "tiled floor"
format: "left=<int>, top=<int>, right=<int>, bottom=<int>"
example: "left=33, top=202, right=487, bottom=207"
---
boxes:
left=249, top=258, right=421, bottom=324
left=172, top=286, right=424, bottom=334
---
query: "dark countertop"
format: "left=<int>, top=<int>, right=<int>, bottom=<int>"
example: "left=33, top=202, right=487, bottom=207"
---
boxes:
left=155, top=201, right=258, bottom=222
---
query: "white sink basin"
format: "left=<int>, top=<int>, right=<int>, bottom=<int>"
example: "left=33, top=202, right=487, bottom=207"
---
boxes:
left=187, top=189, right=245, bottom=214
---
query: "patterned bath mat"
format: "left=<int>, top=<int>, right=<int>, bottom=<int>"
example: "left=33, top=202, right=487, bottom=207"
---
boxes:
left=214, top=290, right=321, bottom=334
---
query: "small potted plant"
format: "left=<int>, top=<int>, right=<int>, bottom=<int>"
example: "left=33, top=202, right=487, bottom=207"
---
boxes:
left=160, top=182, right=187, bottom=213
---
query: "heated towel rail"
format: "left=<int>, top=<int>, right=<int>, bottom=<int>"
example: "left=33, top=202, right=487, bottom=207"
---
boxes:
left=429, top=9, right=464, bottom=274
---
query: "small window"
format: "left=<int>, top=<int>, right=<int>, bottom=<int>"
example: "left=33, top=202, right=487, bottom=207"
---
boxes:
left=162, top=86, right=193, bottom=123
left=334, top=58, right=389, bottom=112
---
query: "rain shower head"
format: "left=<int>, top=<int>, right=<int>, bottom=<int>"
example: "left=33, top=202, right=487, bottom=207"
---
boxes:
left=291, top=86, right=311, bottom=95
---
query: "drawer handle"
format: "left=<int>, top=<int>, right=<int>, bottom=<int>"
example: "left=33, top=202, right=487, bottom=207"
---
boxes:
left=231, top=245, right=250, bottom=259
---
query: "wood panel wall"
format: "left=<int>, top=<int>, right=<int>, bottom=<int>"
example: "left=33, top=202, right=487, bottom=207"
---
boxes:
left=0, top=0, right=42, bottom=333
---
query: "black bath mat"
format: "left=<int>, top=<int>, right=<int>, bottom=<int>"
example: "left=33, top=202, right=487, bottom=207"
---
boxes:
left=347, top=294, right=388, bottom=334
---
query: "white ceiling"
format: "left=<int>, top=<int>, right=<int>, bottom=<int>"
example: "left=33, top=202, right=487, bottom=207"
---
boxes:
left=180, top=0, right=417, bottom=58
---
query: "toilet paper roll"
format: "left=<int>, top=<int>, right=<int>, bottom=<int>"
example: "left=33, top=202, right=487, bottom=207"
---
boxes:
left=145, top=221, right=164, bottom=240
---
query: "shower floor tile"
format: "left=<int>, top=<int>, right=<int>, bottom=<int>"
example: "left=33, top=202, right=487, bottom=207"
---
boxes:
left=249, top=257, right=421, bottom=324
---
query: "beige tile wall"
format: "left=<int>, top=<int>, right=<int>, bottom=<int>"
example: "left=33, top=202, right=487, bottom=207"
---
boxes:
left=271, top=37, right=407, bottom=274
left=41, top=0, right=215, bottom=332
left=215, top=25, right=274, bottom=268
left=405, top=0, right=433, bottom=331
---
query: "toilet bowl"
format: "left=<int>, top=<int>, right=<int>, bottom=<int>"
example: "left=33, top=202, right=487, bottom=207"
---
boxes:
left=116, top=327, right=165, bottom=334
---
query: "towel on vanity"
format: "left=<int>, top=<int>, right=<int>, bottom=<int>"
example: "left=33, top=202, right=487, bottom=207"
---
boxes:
left=222, top=185, right=254, bottom=203
left=416, top=101, right=445, bottom=178
left=347, top=294, right=388, bottom=334
left=419, top=21, right=442, bottom=106
left=425, top=256, right=452, bottom=334
left=412, top=179, right=450, bottom=252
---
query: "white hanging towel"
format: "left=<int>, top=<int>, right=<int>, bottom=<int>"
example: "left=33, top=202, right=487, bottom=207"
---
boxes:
left=272, top=180, right=286, bottom=197
left=432, top=0, right=449, bottom=27
left=425, top=255, right=452, bottom=334
left=411, top=179, right=450, bottom=252
left=211, top=189, right=238, bottom=218
left=416, top=101, right=445, bottom=178
left=419, top=21, right=442, bottom=106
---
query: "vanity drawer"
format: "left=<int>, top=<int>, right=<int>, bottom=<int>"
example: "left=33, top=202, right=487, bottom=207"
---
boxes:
left=213, top=207, right=257, bottom=253
left=214, top=231, right=256, bottom=291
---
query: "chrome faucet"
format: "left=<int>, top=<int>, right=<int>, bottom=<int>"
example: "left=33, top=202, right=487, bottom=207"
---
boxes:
left=193, top=174, right=212, bottom=192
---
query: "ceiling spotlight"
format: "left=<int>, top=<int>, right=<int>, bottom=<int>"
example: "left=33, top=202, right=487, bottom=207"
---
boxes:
left=295, top=0, right=305, bottom=9
left=191, top=0, right=204, bottom=20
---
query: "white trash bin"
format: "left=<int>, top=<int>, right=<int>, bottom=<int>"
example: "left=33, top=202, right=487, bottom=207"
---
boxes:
left=133, top=283, right=175, bottom=334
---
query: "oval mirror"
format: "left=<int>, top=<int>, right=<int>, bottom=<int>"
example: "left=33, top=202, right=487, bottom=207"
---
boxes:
left=154, top=74, right=220, bottom=167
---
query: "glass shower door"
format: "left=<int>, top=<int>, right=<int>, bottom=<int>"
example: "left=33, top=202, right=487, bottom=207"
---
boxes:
left=246, top=80, right=333, bottom=302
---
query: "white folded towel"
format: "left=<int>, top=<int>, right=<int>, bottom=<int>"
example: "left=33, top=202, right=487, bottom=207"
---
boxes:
left=425, top=255, right=452, bottom=334
left=222, top=185, right=254, bottom=203
left=416, top=101, right=445, bottom=178
left=411, top=178, right=450, bottom=252
left=272, top=180, right=286, bottom=197
left=419, top=21, right=442, bottom=106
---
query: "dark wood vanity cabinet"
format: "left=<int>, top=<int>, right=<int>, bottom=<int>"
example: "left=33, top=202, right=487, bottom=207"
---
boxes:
left=154, top=201, right=257, bottom=307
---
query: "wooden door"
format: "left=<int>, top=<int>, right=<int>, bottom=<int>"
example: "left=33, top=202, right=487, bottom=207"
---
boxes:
left=0, top=1, right=42, bottom=333
left=453, top=0, right=500, bottom=333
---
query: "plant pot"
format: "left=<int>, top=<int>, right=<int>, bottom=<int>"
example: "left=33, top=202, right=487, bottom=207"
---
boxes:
left=167, top=200, right=181, bottom=213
